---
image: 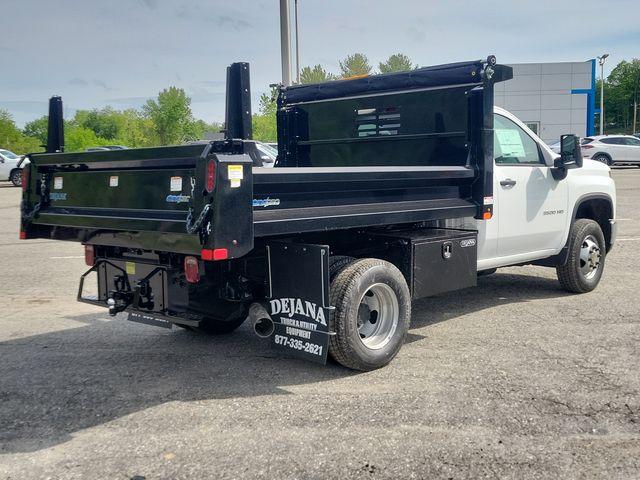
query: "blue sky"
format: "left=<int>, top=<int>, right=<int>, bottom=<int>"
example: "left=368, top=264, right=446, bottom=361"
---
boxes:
left=1, top=0, right=638, bottom=127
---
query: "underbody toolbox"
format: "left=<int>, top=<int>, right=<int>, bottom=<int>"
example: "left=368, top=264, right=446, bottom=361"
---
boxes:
left=370, top=228, right=478, bottom=299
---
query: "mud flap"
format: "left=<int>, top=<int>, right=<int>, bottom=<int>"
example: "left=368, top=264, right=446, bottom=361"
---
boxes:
left=267, top=241, right=332, bottom=364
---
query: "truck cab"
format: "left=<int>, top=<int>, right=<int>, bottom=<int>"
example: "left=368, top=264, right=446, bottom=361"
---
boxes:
left=479, top=107, right=616, bottom=271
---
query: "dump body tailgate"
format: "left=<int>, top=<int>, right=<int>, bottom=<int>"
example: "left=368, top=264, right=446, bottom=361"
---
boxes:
left=21, top=143, right=254, bottom=257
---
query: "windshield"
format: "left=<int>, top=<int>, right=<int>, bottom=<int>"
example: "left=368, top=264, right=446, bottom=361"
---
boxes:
left=0, top=149, right=19, bottom=159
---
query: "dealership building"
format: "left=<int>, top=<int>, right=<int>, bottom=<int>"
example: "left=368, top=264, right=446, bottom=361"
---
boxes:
left=494, top=60, right=597, bottom=144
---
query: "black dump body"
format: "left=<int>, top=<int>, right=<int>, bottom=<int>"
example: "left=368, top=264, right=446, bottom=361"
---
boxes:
left=21, top=58, right=513, bottom=258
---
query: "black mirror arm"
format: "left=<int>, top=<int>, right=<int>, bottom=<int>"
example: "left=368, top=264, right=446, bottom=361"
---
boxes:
left=551, top=157, right=568, bottom=181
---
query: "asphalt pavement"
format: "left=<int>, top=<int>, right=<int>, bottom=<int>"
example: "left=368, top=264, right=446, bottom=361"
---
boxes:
left=0, top=169, right=638, bottom=479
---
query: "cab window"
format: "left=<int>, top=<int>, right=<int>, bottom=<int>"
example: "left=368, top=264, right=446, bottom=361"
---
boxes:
left=494, top=114, right=543, bottom=165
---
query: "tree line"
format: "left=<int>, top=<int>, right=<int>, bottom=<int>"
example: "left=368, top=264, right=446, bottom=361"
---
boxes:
left=0, top=87, right=223, bottom=155
left=597, top=59, right=640, bottom=134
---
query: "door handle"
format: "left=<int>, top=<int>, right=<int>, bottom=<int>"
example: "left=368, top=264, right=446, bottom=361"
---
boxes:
left=500, top=178, right=517, bottom=187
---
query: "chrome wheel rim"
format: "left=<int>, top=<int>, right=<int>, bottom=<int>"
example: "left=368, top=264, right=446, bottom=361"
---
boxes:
left=580, top=235, right=601, bottom=280
left=357, top=283, right=399, bottom=350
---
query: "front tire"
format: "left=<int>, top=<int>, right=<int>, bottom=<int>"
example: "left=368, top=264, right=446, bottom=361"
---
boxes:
left=10, top=169, right=22, bottom=187
left=556, top=219, right=606, bottom=293
left=329, top=258, right=411, bottom=371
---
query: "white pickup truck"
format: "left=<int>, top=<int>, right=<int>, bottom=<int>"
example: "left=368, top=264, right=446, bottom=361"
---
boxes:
left=478, top=107, right=616, bottom=293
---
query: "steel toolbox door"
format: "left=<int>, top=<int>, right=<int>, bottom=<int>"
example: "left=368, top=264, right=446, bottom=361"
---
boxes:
left=368, top=228, right=477, bottom=300
left=411, top=231, right=477, bottom=298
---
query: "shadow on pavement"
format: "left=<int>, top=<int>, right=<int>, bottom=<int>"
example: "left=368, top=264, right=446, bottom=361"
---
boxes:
left=0, top=270, right=569, bottom=453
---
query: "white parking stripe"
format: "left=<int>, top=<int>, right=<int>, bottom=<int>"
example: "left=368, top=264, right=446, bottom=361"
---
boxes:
left=50, top=255, right=84, bottom=259
left=616, top=238, right=640, bottom=242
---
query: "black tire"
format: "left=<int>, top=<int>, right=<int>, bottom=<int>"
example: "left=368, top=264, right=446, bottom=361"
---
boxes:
left=556, top=219, right=606, bottom=293
left=329, top=258, right=411, bottom=371
left=329, top=255, right=354, bottom=279
left=9, top=169, right=22, bottom=187
left=184, top=302, right=248, bottom=335
left=593, top=154, right=612, bottom=166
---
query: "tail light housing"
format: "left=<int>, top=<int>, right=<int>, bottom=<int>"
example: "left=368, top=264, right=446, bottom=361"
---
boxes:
left=21, top=164, right=30, bottom=192
left=205, top=160, right=216, bottom=192
left=84, top=245, right=95, bottom=266
left=581, top=144, right=594, bottom=150
left=184, top=255, right=200, bottom=283
left=201, top=248, right=228, bottom=261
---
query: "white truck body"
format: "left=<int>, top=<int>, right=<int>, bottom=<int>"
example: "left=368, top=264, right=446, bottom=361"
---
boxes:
left=478, top=107, right=616, bottom=270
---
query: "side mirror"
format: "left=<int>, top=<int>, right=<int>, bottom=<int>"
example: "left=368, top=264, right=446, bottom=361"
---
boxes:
left=551, top=134, right=583, bottom=180
left=559, top=134, right=583, bottom=169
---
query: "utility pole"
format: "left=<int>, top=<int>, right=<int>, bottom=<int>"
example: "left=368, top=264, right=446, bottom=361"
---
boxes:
left=279, top=0, right=292, bottom=86
left=294, top=0, right=300, bottom=84
left=598, top=53, right=609, bottom=135
left=633, top=71, right=639, bottom=134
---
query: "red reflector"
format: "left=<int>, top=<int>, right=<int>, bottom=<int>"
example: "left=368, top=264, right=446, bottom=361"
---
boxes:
left=84, top=245, right=95, bottom=266
left=206, top=160, right=216, bottom=192
left=184, top=256, right=200, bottom=283
left=201, top=248, right=228, bottom=261
left=19, top=231, right=27, bottom=240
left=21, top=164, right=30, bottom=192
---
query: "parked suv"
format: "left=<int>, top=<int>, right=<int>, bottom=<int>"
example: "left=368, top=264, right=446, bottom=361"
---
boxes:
left=581, top=135, right=640, bottom=166
left=0, top=149, right=24, bottom=186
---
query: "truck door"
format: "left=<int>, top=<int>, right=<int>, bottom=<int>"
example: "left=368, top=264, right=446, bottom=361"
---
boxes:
left=492, top=114, right=568, bottom=259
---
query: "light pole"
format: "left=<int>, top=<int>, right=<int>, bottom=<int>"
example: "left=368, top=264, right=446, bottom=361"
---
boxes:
left=597, top=53, right=609, bottom=135
left=279, top=0, right=292, bottom=86
left=294, top=0, right=300, bottom=84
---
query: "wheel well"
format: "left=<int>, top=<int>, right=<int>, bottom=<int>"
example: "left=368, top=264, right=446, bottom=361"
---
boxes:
left=575, top=198, right=613, bottom=251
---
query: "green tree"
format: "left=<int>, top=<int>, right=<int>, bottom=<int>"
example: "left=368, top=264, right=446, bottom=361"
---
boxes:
left=64, top=124, right=110, bottom=152
left=339, top=53, right=373, bottom=78
left=23, top=116, right=49, bottom=145
left=251, top=87, right=278, bottom=143
left=602, top=59, right=640, bottom=132
left=79, top=107, right=123, bottom=140
left=0, top=110, right=43, bottom=154
left=143, top=87, right=194, bottom=145
left=300, top=65, right=335, bottom=84
left=379, top=53, right=417, bottom=73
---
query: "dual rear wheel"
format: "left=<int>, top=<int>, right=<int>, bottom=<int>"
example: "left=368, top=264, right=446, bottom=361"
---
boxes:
left=328, top=257, right=411, bottom=371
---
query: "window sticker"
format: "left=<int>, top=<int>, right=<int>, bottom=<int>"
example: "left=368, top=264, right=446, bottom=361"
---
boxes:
left=109, top=176, right=119, bottom=187
left=228, top=165, right=243, bottom=188
left=54, top=176, right=63, bottom=189
left=170, top=176, right=182, bottom=192
left=495, top=129, right=526, bottom=158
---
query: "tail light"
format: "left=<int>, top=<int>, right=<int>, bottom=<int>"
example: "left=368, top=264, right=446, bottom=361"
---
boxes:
left=84, top=245, right=95, bottom=266
left=205, top=160, right=216, bottom=192
left=21, top=164, right=30, bottom=192
left=201, top=248, right=228, bottom=261
left=184, top=255, right=200, bottom=283
left=582, top=144, right=594, bottom=150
